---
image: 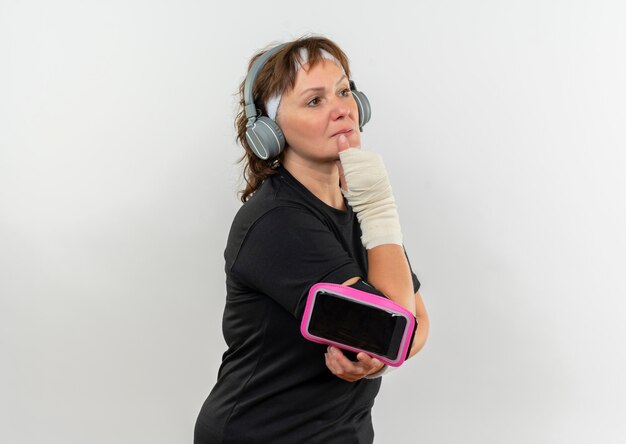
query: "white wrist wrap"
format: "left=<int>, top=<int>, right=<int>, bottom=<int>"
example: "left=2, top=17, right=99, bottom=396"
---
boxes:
left=338, top=148, right=403, bottom=249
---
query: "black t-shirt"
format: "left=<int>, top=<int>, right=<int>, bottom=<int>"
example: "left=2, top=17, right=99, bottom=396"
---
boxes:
left=194, top=165, right=421, bottom=444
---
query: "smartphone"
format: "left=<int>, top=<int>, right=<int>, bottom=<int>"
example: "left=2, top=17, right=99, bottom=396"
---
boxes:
left=301, top=283, right=416, bottom=367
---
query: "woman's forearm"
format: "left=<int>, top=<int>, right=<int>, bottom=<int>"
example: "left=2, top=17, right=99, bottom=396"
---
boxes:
left=367, top=244, right=430, bottom=359
left=366, top=244, right=416, bottom=316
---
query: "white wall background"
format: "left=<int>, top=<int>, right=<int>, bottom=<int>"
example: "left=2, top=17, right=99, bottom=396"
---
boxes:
left=1, top=1, right=625, bottom=443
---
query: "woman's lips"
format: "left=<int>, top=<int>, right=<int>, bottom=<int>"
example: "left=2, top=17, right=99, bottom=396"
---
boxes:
left=331, top=129, right=353, bottom=137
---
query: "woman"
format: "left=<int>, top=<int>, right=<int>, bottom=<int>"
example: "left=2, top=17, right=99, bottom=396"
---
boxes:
left=194, top=35, right=429, bottom=444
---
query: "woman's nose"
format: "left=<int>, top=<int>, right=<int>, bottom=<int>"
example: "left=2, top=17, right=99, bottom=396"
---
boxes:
left=329, top=98, right=351, bottom=120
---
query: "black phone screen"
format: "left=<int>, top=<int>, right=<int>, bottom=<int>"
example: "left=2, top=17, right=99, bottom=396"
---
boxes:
left=308, top=291, right=407, bottom=359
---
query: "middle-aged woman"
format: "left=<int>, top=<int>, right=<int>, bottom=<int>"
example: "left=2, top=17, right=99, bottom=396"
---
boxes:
left=194, top=35, right=429, bottom=444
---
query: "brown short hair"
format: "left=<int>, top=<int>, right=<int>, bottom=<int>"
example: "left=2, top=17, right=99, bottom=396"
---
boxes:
left=234, top=35, right=352, bottom=202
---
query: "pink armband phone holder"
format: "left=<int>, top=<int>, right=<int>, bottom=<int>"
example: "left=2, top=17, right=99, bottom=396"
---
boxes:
left=300, top=282, right=416, bottom=367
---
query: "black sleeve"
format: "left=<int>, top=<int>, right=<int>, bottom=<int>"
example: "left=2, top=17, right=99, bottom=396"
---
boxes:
left=230, top=206, right=364, bottom=318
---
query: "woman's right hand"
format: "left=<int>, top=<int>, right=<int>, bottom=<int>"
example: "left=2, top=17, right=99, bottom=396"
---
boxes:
left=335, top=133, right=354, bottom=192
left=335, top=134, right=403, bottom=250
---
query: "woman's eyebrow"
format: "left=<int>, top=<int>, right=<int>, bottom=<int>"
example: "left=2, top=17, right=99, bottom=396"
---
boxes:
left=299, top=75, right=348, bottom=96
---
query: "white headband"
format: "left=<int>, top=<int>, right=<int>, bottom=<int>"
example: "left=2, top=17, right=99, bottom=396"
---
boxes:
left=265, top=48, right=345, bottom=121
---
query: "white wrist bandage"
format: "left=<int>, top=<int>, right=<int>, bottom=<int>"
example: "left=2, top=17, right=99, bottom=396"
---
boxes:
left=338, top=148, right=403, bottom=250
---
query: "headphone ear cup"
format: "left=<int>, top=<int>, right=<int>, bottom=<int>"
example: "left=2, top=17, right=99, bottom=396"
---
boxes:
left=351, top=90, right=371, bottom=130
left=245, top=116, right=286, bottom=160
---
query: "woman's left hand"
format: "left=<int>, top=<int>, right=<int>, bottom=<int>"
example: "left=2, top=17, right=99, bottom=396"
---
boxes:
left=324, top=346, right=384, bottom=382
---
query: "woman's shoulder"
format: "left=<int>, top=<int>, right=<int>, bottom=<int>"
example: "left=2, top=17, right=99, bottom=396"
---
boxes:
left=234, top=172, right=317, bottom=224
left=224, top=191, right=328, bottom=272
left=232, top=198, right=317, bottom=237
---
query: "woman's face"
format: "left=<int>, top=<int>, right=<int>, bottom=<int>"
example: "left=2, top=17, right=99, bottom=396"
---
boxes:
left=275, top=59, right=361, bottom=163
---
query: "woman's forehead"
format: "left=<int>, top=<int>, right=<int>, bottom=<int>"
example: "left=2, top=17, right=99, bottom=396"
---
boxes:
left=291, top=60, right=346, bottom=91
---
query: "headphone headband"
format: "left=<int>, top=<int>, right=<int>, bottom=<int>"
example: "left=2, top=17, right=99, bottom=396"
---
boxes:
left=244, top=43, right=288, bottom=123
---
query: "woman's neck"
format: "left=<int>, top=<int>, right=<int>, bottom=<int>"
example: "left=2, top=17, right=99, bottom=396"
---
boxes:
left=282, top=155, right=345, bottom=211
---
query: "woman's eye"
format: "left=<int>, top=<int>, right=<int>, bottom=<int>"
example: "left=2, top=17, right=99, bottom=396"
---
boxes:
left=340, top=88, right=351, bottom=96
left=307, top=97, right=321, bottom=106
